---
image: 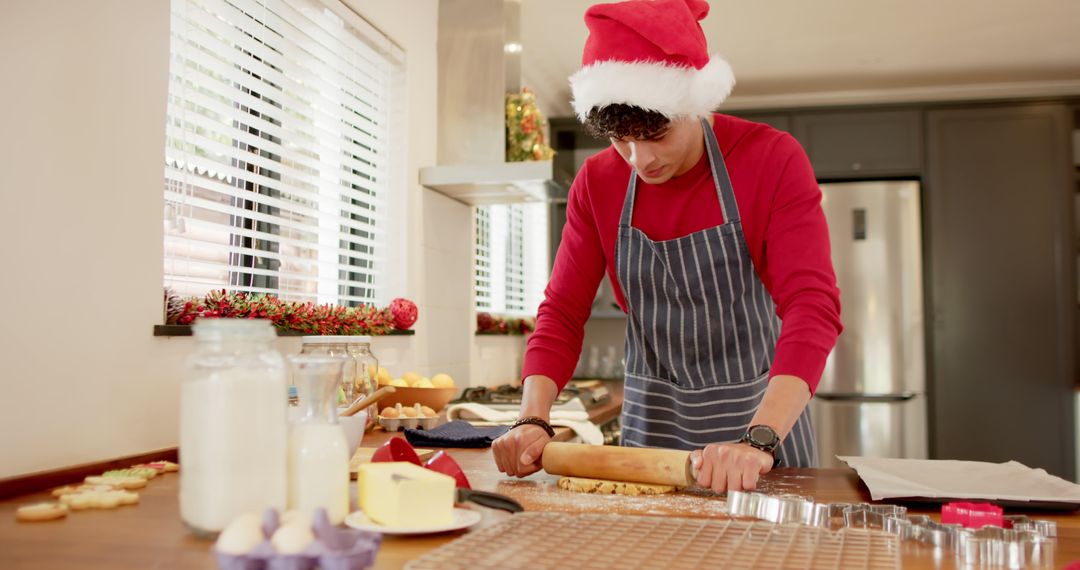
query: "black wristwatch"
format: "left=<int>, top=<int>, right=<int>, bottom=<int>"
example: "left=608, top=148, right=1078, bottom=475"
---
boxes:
left=739, top=424, right=782, bottom=468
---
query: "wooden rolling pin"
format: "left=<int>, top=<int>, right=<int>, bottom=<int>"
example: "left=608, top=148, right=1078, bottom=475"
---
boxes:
left=541, top=442, right=696, bottom=487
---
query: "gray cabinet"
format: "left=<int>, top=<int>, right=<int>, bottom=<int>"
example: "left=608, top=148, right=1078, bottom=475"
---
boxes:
left=926, top=104, right=1075, bottom=479
left=733, top=112, right=791, bottom=133
left=793, top=109, right=923, bottom=178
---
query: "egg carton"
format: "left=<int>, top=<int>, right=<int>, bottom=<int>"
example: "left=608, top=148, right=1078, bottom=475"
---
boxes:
left=378, top=403, right=442, bottom=431
left=726, top=491, right=1056, bottom=569
left=214, top=508, right=380, bottom=570
left=378, top=415, right=441, bottom=432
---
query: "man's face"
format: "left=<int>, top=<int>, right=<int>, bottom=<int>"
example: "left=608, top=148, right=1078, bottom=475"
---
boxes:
left=610, top=117, right=702, bottom=184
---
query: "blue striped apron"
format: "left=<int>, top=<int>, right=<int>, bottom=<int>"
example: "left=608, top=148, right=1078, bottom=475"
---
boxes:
left=616, top=119, right=818, bottom=468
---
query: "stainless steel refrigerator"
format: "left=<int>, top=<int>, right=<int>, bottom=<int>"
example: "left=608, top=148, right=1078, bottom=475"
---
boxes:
left=810, top=181, right=928, bottom=468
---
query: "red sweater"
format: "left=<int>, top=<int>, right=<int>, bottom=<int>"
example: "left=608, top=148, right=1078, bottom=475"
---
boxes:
left=523, top=114, right=842, bottom=394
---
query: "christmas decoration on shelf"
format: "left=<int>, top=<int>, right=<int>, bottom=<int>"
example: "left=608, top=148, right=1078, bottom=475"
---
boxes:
left=476, top=312, right=535, bottom=335
left=389, top=297, right=418, bottom=330
left=506, top=87, right=555, bottom=162
left=164, top=288, right=406, bottom=336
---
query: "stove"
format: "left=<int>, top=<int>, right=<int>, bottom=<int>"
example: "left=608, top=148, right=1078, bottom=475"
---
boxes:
left=452, top=381, right=611, bottom=413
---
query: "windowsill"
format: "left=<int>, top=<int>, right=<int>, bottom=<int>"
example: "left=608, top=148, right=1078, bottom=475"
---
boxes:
left=153, top=325, right=416, bottom=337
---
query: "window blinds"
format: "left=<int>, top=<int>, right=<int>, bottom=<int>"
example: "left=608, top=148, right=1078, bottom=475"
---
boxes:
left=164, top=0, right=399, bottom=306
left=475, top=203, right=549, bottom=315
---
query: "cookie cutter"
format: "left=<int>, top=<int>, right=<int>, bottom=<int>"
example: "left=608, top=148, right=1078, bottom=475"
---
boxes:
left=957, top=525, right=1055, bottom=569
left=726, top=491, right=1057, bottom=568
left=726, top=491, right=905, bottom=530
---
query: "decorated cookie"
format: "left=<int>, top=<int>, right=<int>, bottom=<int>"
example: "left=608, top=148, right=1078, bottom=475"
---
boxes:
left=85, top=475, right=146, bottom=489
left=59, top=489, right=139, bottom=510
left=104, top=468, right=158, bottom=480
left=15, top=502, right=68, bottom=522
left=52, top=484, right=121, bottom=497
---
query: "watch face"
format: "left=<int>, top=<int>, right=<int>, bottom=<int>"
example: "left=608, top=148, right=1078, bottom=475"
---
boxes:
left=749, top=425, right=778, bottom=446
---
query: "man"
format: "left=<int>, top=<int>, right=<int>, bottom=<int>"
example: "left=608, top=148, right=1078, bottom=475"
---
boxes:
left=493, top=0, right=842, bottom=494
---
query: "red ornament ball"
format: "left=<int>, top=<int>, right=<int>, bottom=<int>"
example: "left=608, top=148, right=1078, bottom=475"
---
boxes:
left=389, top=298, right=418, bottom=330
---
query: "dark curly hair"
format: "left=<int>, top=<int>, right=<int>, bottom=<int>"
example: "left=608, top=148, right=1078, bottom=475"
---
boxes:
left=583, top=103, right=670, bottom=141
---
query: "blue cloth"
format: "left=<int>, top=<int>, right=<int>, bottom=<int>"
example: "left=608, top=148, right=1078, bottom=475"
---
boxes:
left=403, top=420, right=510, bottom=448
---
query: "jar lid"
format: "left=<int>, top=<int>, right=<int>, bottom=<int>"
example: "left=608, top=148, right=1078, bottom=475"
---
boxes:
left=192, top=318, right=276, bottom=341
left=300, top=335, right=372, bottom=344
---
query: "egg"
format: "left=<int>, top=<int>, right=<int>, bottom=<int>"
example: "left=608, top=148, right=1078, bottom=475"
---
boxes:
left=271, top=523, right=314, bottom=554
left=420, top=406, right=436, bottom=418
left=413, top=378, right=434, bottom=389
left=401, top=406, right=418, bottom=418
left=402, top=371, right=423, bottom=386
left=216, top=514, right=264, bottom=554
left=389, top=378, right=409, bottom=387
left=431, top=373, right=455, bottom=388
left=380, top=407, right=400, bottom=419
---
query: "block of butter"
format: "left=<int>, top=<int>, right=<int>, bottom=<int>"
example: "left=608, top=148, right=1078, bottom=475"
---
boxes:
left=356, top=462, right=455, bottom=527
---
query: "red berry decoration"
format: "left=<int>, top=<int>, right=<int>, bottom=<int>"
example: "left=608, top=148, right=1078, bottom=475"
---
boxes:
left=389, top=297, right=418, bottom=330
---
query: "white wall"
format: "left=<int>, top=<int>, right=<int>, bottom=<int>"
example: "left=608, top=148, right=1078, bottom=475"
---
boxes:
left=0, top=0, right=526, bottom=480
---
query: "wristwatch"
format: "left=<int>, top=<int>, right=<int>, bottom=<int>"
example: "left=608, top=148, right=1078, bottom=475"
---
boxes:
left=739, top=424, right=782, bottom=468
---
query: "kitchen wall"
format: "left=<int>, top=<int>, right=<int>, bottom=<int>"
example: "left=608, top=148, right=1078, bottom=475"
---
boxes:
left=0, top=0, right=526, bottom=480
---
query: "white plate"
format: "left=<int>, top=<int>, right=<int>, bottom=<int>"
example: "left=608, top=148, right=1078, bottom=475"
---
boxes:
left=343, top=508, right=482, bottom=535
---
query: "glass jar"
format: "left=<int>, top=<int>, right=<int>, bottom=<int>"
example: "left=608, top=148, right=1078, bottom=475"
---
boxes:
left=299, top=336, right=354, bottom=406
left=180, top=319, right=287, bottom=537
left=345, top=336, right=379, bottom=405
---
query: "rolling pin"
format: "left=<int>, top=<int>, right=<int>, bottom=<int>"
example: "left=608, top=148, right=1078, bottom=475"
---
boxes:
left=541, top=442, right=696, bottom=487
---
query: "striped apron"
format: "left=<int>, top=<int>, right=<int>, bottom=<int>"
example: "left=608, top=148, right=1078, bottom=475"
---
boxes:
left=616, top=119, right=818, bottom=467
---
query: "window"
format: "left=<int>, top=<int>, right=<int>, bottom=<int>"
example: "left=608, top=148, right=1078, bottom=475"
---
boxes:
left=164, top=0, right=402, bottom=307
left=474, top=203, right=549, bottom=315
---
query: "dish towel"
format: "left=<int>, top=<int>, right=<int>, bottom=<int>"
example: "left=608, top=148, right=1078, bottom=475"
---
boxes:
left=403, top=420, right=510, bottom=448
left=444, top=402, right=606, bottom=446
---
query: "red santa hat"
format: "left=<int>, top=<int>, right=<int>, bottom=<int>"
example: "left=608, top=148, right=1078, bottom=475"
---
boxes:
left=569, top=0, right=734, bottom=121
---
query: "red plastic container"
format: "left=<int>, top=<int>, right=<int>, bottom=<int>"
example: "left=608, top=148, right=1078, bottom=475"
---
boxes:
left=941, top=502, right=1003, bottom=528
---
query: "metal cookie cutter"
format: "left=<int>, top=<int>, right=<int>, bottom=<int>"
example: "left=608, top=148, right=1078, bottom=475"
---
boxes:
left=1005, top=515, right=1057, bottom=538
left=957, top=526, right=1055, bottom=569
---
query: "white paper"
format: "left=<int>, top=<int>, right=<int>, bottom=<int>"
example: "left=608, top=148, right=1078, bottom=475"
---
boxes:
left=838, top=456, right=1080, bottom=504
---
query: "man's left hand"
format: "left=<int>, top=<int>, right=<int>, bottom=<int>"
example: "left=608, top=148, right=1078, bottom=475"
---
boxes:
left=690, top=442, right=774, bottom=494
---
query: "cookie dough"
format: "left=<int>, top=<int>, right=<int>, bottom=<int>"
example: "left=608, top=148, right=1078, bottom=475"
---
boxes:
left=557, top=476, right=676, bottom=496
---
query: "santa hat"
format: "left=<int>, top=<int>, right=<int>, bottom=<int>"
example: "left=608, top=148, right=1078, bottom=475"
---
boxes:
left=569, top=0, right=734, bottom=121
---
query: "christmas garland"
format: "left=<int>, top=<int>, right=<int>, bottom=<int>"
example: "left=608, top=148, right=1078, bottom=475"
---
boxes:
left=506, top=87, right=555, bottom=162
left=476, top=311, right=535, bottom=335
left=164, top=289, right=415, bottom=336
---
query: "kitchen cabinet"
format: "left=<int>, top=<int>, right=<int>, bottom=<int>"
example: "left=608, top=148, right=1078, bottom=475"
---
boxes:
left=925, top=103, right=1075, bottom=479
left=792, top=109, right=923, bottom=178
left=732, top=111, right=791, bottom=133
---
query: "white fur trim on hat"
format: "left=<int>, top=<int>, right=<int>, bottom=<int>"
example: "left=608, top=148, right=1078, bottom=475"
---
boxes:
left=569, top=54, right=735, bottom=121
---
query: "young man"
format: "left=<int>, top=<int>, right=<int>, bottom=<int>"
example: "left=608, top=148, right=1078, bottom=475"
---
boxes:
left=492, top=0, right=842, bottom=494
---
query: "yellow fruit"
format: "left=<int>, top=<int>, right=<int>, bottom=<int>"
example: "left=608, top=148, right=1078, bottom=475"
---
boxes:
left=376, top=367, right=392, bottom=386
left=413, top=378, right=434, bottom=388
left=431, top=373, right=455, bottom=388
left=389, top=378, right=409, bottom=388
left=402, top=372, right=422, bottom=386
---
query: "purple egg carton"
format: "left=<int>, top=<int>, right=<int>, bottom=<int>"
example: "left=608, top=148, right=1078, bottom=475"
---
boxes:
left=215, top=508, right=382, bottom=570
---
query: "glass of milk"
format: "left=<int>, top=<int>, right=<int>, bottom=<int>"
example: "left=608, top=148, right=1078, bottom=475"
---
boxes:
left=286, top=354, right=351, bottom=525
left=180, top=318, right=287, bottom=537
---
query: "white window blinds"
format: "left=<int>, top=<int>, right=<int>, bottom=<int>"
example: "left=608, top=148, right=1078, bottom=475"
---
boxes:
left=474, top=203, right=549, bottom=315
left=164, top=0, right=401, bottom=306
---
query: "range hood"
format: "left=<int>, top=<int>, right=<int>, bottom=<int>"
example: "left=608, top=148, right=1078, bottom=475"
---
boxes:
left=419, top=0, right=555, bottom=205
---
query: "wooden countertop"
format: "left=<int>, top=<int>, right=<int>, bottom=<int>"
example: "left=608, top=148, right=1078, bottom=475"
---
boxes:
left=3, top=429, right=1079, bottom=568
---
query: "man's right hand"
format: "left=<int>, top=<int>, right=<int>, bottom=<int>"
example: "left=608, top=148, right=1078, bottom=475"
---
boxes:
left=492, top=423, right=552, bottom=477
